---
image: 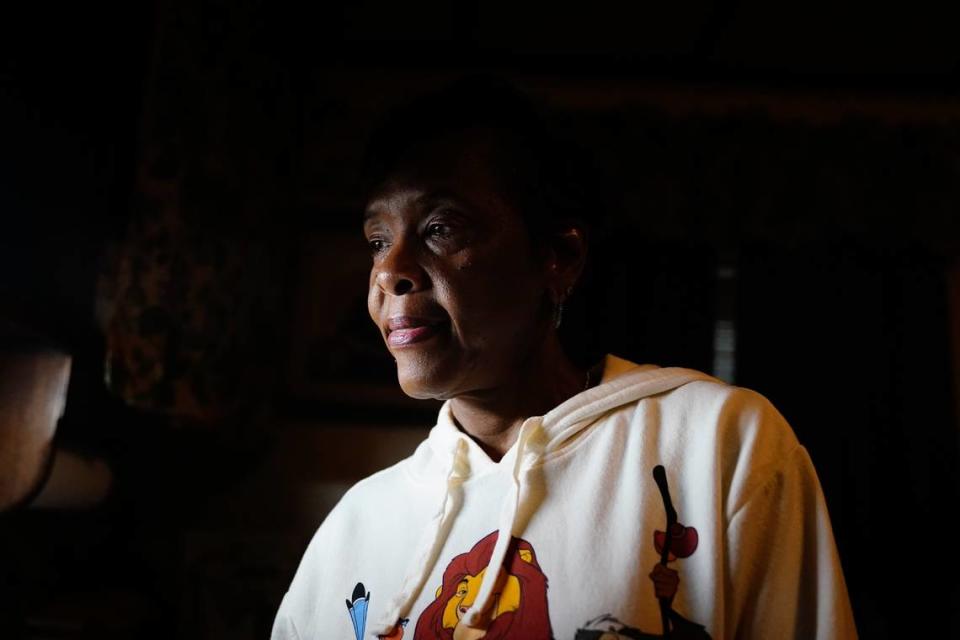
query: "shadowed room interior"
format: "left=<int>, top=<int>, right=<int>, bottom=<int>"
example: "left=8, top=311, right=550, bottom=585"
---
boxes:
left=2, top=0, right=959, bottom=638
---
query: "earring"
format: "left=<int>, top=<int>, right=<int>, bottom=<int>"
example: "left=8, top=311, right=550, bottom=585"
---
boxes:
left=553, top=285, right=575, bottom=329
left=553, top=301, right=564, bottom=329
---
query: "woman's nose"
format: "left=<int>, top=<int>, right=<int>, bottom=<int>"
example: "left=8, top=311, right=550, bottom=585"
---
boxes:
left=375, top=238, right=426, bottom=296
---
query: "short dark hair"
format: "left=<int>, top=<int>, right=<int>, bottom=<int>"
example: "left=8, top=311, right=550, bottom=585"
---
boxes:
left=360, top=75, right=606, bottom=245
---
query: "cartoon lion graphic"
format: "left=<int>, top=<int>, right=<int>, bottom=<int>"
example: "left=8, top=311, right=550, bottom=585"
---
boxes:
left=414, top=531, right=553, bottom=640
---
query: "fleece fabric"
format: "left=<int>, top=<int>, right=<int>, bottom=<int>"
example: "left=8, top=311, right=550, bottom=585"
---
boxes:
left=272, top=354, right=857, bottom=640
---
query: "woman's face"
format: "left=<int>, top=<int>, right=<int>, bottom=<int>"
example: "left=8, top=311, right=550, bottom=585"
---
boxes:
left=363, top=132, right=552, bottom=400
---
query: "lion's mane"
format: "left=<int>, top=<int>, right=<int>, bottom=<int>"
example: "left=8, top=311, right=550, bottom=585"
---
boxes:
left=413, top=531, right=553, bottom=639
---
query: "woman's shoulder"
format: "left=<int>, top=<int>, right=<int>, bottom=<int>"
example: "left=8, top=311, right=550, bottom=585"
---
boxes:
left=661, top=375, right=799, bottom=449
left=318, top=432, right=448, bottom=526
left=675, top=378, right=796, bottom=441
left=331, top=439, right=431, bottom=507
left=595, top=355, right=800, bottom=463
left=664, top=377, right=809, bottom=504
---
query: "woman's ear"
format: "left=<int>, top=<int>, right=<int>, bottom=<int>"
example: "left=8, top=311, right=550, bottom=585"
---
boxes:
left=545, top=224, right=588, bottom=301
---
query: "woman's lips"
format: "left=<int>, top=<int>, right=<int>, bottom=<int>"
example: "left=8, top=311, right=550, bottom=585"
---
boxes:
left=386, top=317, right=447, bottom=348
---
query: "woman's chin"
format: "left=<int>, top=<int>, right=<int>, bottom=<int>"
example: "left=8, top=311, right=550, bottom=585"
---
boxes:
left=397, top=380, right=440, bottom=400
left=395, top=364, right=450, bottom=400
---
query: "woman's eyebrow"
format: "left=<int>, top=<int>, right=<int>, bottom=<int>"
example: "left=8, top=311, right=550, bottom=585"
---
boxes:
left=362, top=188, right=466, bottom=227
left=363, top=187, right=434, bottom=222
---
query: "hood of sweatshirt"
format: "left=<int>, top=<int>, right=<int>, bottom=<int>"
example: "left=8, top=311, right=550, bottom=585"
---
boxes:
left=371, top=354, right=716, bottom=636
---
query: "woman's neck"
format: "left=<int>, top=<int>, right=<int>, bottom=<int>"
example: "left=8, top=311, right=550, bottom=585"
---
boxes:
left=448, top=339, right=590, bottom=462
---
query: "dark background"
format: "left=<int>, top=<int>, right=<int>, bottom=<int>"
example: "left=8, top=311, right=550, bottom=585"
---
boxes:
left=2, top=0, right=959, bottom=638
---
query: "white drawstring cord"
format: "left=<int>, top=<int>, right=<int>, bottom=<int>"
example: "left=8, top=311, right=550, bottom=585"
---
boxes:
left=461, top=417, right=543, bottom=629
left=371, top=438, right=470, bottom=636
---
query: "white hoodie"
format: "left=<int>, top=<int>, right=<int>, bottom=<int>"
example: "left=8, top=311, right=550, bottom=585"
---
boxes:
left=273, top=354, right=857, bottom=640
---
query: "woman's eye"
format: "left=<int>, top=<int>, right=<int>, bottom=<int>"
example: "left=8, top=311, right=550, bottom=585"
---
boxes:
left=367, top=238, right=387, bottom=254
left=426, top=222, right=450, bottom=238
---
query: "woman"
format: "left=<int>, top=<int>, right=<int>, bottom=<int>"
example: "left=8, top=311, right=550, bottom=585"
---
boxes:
left=273, top=79, right=857, bottom=640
